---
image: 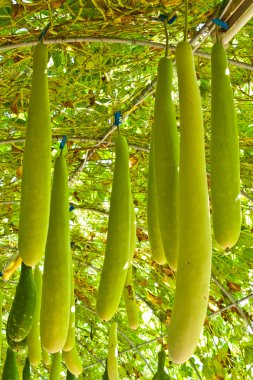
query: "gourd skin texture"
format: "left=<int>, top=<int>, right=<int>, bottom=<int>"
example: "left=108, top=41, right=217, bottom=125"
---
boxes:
left=6, top=263, right=37, bottom=343
left=147, top=144, right=167, bottom=265
left=97, top=135, right=131, bottom=321
left=1, top=348, right=19, bottom=380
left=211, top=42, right=241, bottom=249
left=40, top=155, right=71, bottom=353
left=18, top=43, right=51, bottom=267
left=107, top=322, right=119, bottom=380
left=152, top=57, right=179, bottom=270
left=27, top=265, right=42, bottom=366
left=49, top=352, right=62, bottom=380
left=63, top=343, right=83, bottom=376
left=167, top=41, right=212, bottom=364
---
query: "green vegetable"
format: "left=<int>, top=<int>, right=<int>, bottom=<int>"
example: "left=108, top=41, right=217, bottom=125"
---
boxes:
left=6, top=262, right=37, bottom=342
left=167, top=41, right=212, bottom=364
left=18, top=43, right=51, bottom=267
left=40, top=155, right=71, bottom=353
left=1, top=348, right=18, bottom=380
left=27, top=265, right=42, bottom=366
left=63, top=343, right=83, bottom=376
left=152, top=350, right=170, bottom=379
left=42, top=346, right=50, bottom=366
left=22, top=357, right=31, bottom=380
left=107, top=322, right=119, bottom=380
left=210, top=41, right=241, bottom=249
left=97, top=135, right=131, bottom=321
left=152, top=57, right=179, bottom=270
left=147, top=143, right=166, bottom=265
left=49, top=352, right=62, bottom=380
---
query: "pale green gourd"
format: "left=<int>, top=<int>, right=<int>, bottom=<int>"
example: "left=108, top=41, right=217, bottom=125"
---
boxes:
left=18, top=43, right=51, bottom=267
left=152, top=57, right=179, bottom=270
left=40, top=155, right=71, bottom=353
left=49, top=352, right=62, bottom=380
left=167, top=41, right=212, bottom=364
left=210, top=41, right=241, bottom=249
left=107, top=322, right=119, bottom=380
left=97, top=135, right=131, bottom=321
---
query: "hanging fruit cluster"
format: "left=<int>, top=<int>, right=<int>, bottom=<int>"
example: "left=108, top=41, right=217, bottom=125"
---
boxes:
left=0, top=13, right=241, bottom=379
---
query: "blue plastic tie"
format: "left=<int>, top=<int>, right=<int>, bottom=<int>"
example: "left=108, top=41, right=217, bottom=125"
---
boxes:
left=212, top=18, right=229, bottom=30
left=0, top=272, right=2, bottom=277
left=59, top=135, right=67, bottom=150
left=69, top=205, right=75, bottom=212
left=168, top=15, right=177, bottom=24
left=114, top=111, right=122, bottom=126
left=38, top=22, right=51, bottom=42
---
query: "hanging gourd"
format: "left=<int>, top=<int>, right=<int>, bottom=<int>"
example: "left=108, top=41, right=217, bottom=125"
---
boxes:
left=210, top=40, right=241, bottom=249
left=167, top=39, right=212, bottom=363
left=97, top=134, right=131, bottom=321
left=18, top=42, right=51, bottom=267
left=107, top=322, right=120, bottom=380
left=40, top=150, right=71, bottom=353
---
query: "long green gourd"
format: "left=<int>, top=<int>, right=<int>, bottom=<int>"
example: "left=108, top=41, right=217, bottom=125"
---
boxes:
left=27, top=265, right=42, bottom=366
left=40, top=155, right=71, bottom=353
left=66, top=370, right=76, bottom=380
left=97, top=135, right=131, bottom=321
left=167, top=41, right=212, bottom=364
left=18, top=43, right=51, bottom=267
left=63, top=258, right=75, bottom=352
left=211, top=41, right=241, bottom=249
left=63, top=343, right=83, bottom=376
left=1, top=348, right=18, bottom=380
left=107, top=322, right=119, bottom=380
left=22, top=357, right=31, bottom=380
left=147, top=143, right=166, bottom=265
left=49, top=352, right=62, bottom=380
left=152, top=56, right=179, bottom=270
left=6, top=262, right=37, bottom=342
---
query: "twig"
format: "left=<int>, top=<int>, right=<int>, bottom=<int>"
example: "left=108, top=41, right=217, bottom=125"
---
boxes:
left=211, top=274, right=253, bottom=333
left=0, top=36, right=252, bottom=70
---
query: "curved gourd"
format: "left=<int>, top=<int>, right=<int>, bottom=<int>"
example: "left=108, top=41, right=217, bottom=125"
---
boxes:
left=210, top=41, right=241, bottom=249
left=27, top=265, right=42, bottom=366
left=167, top=41, right=212, bottom=364
left=147, top=144, right=166, bottom=265
left=18, top=43, right=51, bottom=267
left=152, top=57, right=179, bottom=270
left=63, top=343, right=83, bottom=376
left=107, top=322, right=119, bottom=380
left=40, top=155, right=71, bottom=353
left=1, top=348, right=19, bottom=380
left=6, top=262, right=37, bottom=342
left=49, top=352, right=62, bottom=380
left=96, top=135, right=131, bottom=321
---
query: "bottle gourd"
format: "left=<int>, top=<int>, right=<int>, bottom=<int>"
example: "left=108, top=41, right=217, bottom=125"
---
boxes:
left=96, top=135, right=131, bottom=321
left=40, top=155, right=71, bottom=353
left=210, top=41, right=241, bottom=249
left=167, top=41, right=212, bottom=364
left=18, top=43, right=51, bottom=267
left=151, top=56, right=179, bottom=270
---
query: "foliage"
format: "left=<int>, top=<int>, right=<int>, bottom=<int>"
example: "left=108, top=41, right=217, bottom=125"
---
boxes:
left=0, top=0, right=252, bottom=379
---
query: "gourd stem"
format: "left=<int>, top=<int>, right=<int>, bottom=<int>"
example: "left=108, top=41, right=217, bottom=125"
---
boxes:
left=164, top=19, right=169, bottom=58
left=184, top=0, right=188, bottom=41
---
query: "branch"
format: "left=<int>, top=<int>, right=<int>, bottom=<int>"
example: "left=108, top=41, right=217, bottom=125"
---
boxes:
left=0, top=36, right=252, bottom=70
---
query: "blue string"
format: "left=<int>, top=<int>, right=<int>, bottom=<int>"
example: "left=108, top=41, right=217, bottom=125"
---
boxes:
left=152, top=14, right=177, bottom=24
left=59, top=135, right=67, bottom=150
left=69, top=205, right=75, bottom=212
left=212, top=18, right=229, bottom=30
left=168, top=15, right=177, bottom=24
left=114, top=111, right=122, bottom=126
